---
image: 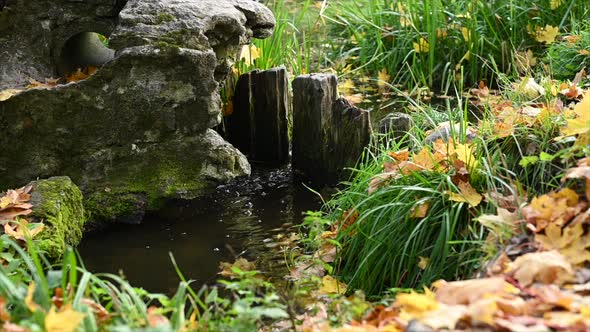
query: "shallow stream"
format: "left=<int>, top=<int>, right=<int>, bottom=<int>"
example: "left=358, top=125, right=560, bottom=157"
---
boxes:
left=78, top=167, right=320, bottom=294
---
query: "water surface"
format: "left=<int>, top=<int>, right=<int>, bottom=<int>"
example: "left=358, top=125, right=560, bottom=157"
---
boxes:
left=78, top=167, right=320, bottom=294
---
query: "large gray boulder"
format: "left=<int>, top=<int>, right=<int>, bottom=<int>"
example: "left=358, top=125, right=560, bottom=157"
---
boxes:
left=0, top=0, right=273, bottom=208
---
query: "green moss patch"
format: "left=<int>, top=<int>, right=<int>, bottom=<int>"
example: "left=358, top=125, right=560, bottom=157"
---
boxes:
left=29, top=176, right=86, bottom=259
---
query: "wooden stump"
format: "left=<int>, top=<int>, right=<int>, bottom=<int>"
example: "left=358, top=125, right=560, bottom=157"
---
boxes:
left=225, top=67, right=290, bottom=165
left=292, top=74, right=370, bottom=185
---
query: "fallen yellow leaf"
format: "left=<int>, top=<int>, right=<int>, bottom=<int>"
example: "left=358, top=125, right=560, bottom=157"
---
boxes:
left=413, top=37, right=429, bottom=53
left=396, top=289, right=439, bottom=319
left=508, top=250, right=574, bottom=286
left=377, top=68, right=390, bottom=90
left=418, top=256, right=429, bottom=270
left=4, top=220, right=44, bottom=241
left=25, top=282, right=40, bottom=313
left=45, top=305, right=85, bottom=332
left=550, top=0, right=564, bottom=9
left=239, top=44, right=260, bottom=66
left=535, top=25, right=559, bottom=44
left=447, top=181, right=482, bottom=207
left=318, top=275, right=347, bottom=295
left=561, top=91, right=590, bottom=136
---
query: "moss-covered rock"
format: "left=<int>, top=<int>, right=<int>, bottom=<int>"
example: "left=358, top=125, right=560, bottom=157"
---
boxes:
left=84, top=191, right=147, bottom=229
left=28, top=176, right=86, bottom=259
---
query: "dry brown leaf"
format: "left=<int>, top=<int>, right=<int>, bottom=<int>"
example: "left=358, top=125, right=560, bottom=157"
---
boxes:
left=147, top=306, right=170, bottom=328
left=2, top=323, right=29, bottom=332
left=80, top=298, right=110, bottom=324
left=495, top=317, right=550, bottom=332
left=434, top=277, right=518, bottom=305
left=358, top=305, right=400, bottom=328
left=65, top=66, right=97, bottom=83
left=495, top=294, right=527, bottom=315
left=529, top=284, right=575, bottom=310
left=466, top=296, right=497, bottom=326
left=387, top=149, right=409, bottom=162
left=4, top=220, right=44, bottom=241
left=218, top=257, right=256, bottom=278
left=493, top=121, right=515, bottom=138
left=543, top=311, right=587, bottom=330
left=508, top=250, right=574, bottom=286
left=419, top=304, right=466, bottom=330
left=447, top=181, right=482, bottom=207
left=0, top=89, right=23, bottom=101
left=535, top=222, right=590, bottom=264
left=410, top=201, right=430, bottom=219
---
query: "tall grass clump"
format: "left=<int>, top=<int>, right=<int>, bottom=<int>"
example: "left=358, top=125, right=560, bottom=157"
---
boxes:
left=318, top=102, right=503, bottom=295
left=234, top=0, right=323, bottom=76
left=323, top=0, right=590, bottom=89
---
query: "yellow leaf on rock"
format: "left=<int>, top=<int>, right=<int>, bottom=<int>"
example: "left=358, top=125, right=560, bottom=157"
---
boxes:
left=318, top=275, right=347, bottom=295
left=535, top=25, right=559, bottom=44
left=0, top=89, right=23, bottom=101
left=45, top=305, right=85, bottom=332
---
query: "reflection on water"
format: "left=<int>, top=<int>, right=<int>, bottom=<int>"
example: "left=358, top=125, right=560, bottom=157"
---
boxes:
left=78, top=167, right=320, bottom=294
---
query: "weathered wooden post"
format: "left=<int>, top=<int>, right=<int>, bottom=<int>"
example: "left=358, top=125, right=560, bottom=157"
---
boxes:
left=292, top=74, right=370, bottom=185
left=328, top=97, right=371, bottom=181
left=292, top=74, right=338, bottom=184
left=225, top=67, right=290, bottom=165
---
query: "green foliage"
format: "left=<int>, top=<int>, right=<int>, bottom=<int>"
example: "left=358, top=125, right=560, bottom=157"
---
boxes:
left=0, top=235, right=292, bottom=331
left=201, top=268, right=290, bottom=332
left=547, top=29, right=590, bottom=80
left=323, top=0, right=590, bottom=89
left=327, top=155, right=483, bottom=295
left=235, top=0, right=322, bottom=76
